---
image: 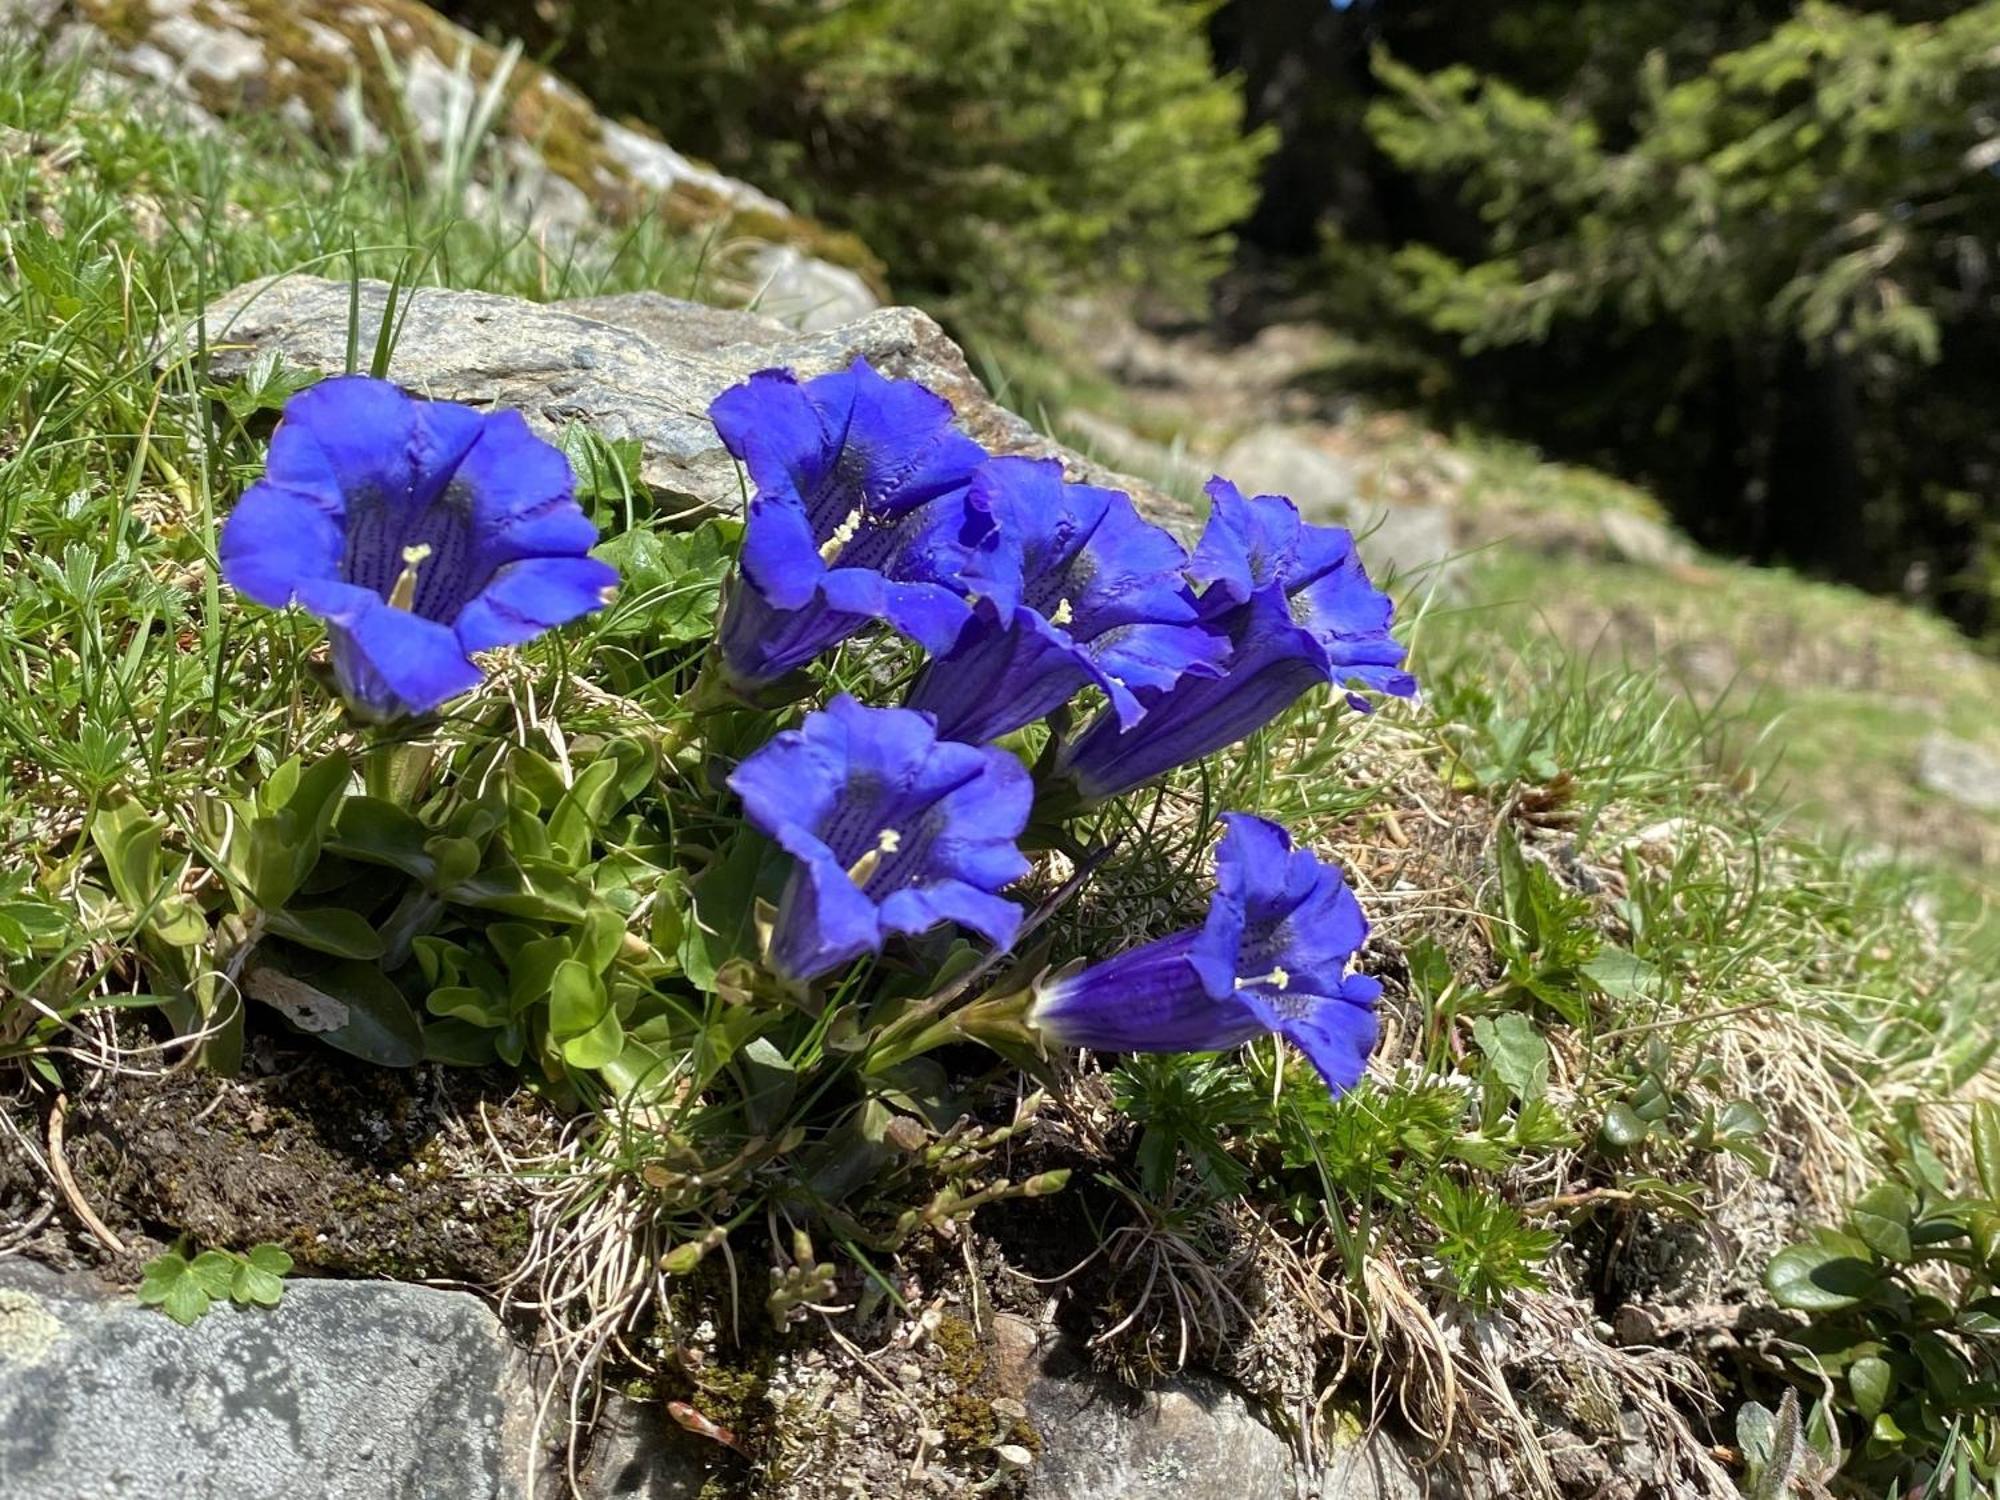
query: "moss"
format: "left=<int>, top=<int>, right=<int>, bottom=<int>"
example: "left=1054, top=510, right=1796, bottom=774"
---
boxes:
left=928, top=1314, right=1036, bottom=1459
left=76, top=0, right=156, bottom=50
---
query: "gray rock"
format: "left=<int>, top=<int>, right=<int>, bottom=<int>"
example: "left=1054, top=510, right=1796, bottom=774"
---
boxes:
left=988, top=1317, right=1446, bottom=1500
left=1350, top=502, right=1459, bottom=588
left=746, top=244, right=883, bottom=333
left=1215, top=425, right=1362, bottom=513
left=1025, top=1364, right=1295, bottom=1500
left=184, top=276, right=1187, bottom=531
left=1319, top=1429, right=1433, bottom=1499
left=1914, top=732, right=2000, bottom=812
left=598, top=120, right=792, bottom=222
left=0, top=1258, right=535, bottom=1500
left=1599, top=509, right=1694, bottom=569
left=1060, top=408, right=1214, bottom=500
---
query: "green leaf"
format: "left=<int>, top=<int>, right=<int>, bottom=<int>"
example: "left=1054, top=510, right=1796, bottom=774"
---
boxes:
left=680, top=833, right=777, bottom=989
left=189, top=1250, right=240, bottom=1296
left=137, top=1251, right=215, bottom=1326
left=424, top=836, right=481, bottom=893
left=249, top=960, right=423, bottom=1067
left=548, top=959, right=609, bottom=1041
left=231, top=1257, right=285, bottom=1308
left=1766, top=1238, right=1880, bottom=1312
left=1599, top=1101, right=1650, bottom=1149
left=89, top=800, right=163, bottom=914
left=1973, top=1100, right=2000, bottom=1203
left=1581, top=947, right=1660, bottom=1003
left=423, top=1019, right=502, bottom=1066
left=1849, top=1354, right=1893, bottom=1420
left=573, top=904, right=627, bottom=975
left=262, top=906, right=383, bottom=960
left=508, top=935, right=572, bottom=1013
left=247, top=752, right=351, bottom=908
left=426, top=986, right=509, bottom=1027
left=739, top=1036, right=798, bottom=1134
left=559, top=1008, right=625, bottom=1070
left=329, top=796, right=435, bottom=881
left=449, top=865, right=591, bottom=923
left=1471, top=1012, right=1549, bottom=1103
left=1714, top=1099, right=1769, bottom=1141
left=1849, top=1184, right=1915, bottom=1263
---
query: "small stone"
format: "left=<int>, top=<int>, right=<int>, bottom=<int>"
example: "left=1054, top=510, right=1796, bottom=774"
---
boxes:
left=1915, top=732, right=2000, bottom=812
left=1599, top=508, right=1694, bottom=568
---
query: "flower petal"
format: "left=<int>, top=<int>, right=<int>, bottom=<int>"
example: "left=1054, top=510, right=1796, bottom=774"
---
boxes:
left=1031, top=934, right=1266, bottom=1054
left=767, top=851, right=886, bottom=981
left=1238, top=976, right=1380, bottom=1096
left=878, top=881, right=1023, bottom=952
left=300, top=579, right=483, bottom=719
left=454, top=556, right=618, bottom=654
left=263, top=377, right=482, bottom=519
left=456, top=409, right=597, bottom=568
left=737, top=490, right=827, bottom=611
left=219, top=482, right=345, bottom=609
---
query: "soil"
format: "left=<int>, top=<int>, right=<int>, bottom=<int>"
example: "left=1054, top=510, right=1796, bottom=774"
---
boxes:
left=4, top=1017, right=554, bottom=1291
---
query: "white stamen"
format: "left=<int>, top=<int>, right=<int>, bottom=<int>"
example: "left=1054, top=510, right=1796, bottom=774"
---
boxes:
left=819, top=507, right=865, bottom=563
left=387, top=543, right=433, bottom=612
left=1237, top=966, right=1290, bottom=992
left=844, top=828, right=902, bottom=887
left=1049, top=597, right=1075, bottom=627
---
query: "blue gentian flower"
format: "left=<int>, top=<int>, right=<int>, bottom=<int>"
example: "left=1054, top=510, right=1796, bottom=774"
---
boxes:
left=1031, top=814, right=1380, bottom=1095
left=219, top=376, right=615, bottom=720
left=710, top=360, right=993, bottom=690
left=729, top=695, right=1032, bottom=982
left=1054, top=478, right=1415, bottom=804
left=903, top=457, right=1227, bottom=744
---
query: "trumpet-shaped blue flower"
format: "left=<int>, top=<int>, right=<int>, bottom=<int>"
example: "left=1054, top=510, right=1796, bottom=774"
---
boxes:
left=1054, top=479, right=1414, bottom=803
left=904, top=457, right=1226, bottom=743
left=710, top=360, right=993, bottom=689
left=729, top=695, right=1032, bottom=982
left=1031, top=814, right=1380, bottom=1096
left=219, top=376, right=615, bottom=720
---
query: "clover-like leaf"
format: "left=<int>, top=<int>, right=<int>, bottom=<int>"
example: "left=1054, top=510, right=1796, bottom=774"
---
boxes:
left=137, top=1248, right=236, bottom=1326
left=231, top=1244, right=292, bottom=1308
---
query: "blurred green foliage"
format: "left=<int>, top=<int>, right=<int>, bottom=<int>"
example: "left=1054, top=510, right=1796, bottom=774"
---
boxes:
left=457, top=0, right=1270, bottom=315
left=1348, top=1, right=2000, bottom=639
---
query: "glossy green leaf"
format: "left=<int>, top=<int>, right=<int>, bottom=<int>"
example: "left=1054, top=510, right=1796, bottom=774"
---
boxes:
left=1849, top=1183, right=1915, bottom=1263
left=1973, top=1100, right=2000, bottom=1203
left=559, top=1008, right=625, bottom=1070
left=262, top=906, right=383, bottom=960
left=329, top=796, right=434, bottom=879
left=270, top=960, right=424, bottom=1067
left=423, top=1019, right=503, bottom=1067
left=549, top=958, right=609, bottom=1041
left=1599, top=1101, right=1649, bottom=1149
left=1849, top=1354, right=1893, bottom=1420
left=1766, top=1238, right=1880, bottom=1312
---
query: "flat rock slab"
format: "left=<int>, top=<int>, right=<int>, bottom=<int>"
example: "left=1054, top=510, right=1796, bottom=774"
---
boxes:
left=0, top=1258, right=531, bottom=1500
left=1026, top=1368, right=1296, bottom=1499
left=184, top=278, right=1186, bottom=532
